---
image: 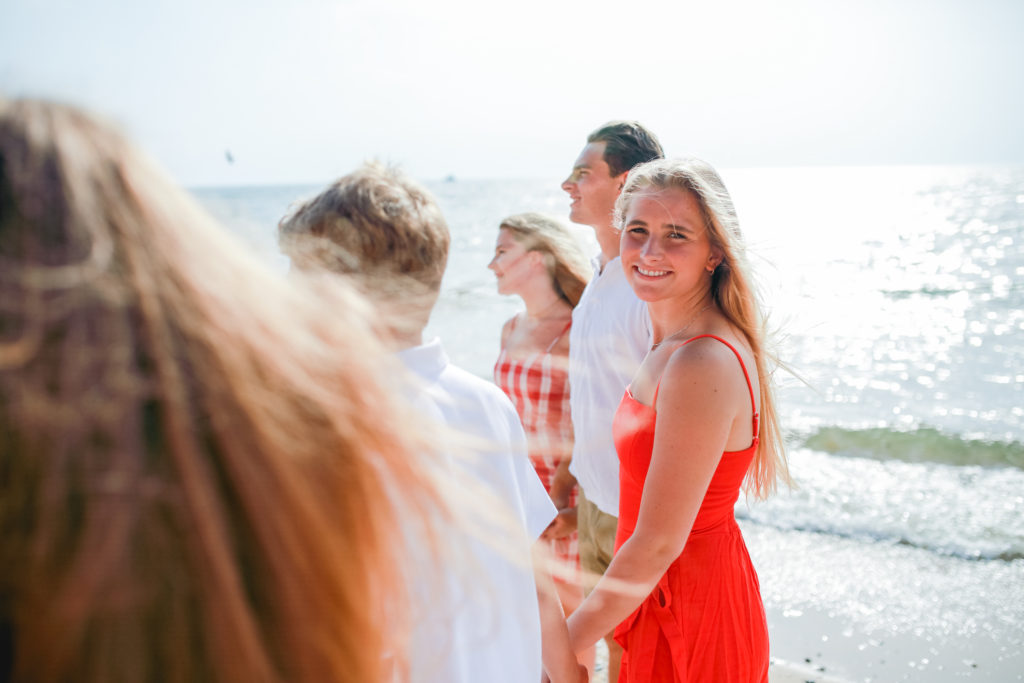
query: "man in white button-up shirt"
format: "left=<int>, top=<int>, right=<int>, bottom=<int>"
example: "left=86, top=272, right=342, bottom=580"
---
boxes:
left=559, top=121, right=663, bottom=683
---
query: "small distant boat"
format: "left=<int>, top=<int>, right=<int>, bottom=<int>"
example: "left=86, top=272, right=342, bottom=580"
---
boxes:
left=225, top=149, right=235, bottom=164
left=444, top=174, right=456, bottom=183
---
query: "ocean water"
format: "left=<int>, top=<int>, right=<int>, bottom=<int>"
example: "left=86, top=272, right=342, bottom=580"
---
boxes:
left=193, top=164, right=1024, bottom=682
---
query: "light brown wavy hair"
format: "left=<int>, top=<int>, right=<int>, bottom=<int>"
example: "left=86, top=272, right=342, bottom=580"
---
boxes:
left=0, top=99, right=442, bottom=682
left=615, top=157, right=792, bottom=498
left=277, top=161, right=450, bottom=342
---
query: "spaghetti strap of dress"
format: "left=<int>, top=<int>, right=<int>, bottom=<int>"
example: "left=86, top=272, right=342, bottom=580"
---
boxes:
left=503, top=316, right=571, bottom=353
left=680, top=333, right=759, bottom=442
left=650, top=334, right=759, bottom=442
left=544, top=321, right=573, bottom=352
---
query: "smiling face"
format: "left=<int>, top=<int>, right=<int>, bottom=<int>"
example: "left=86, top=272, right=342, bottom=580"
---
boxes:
left=488, top=228, right=539, bottom=296
left=619, top=186, right=723, bottom=304
left=560, top=142, right=626, bottom=231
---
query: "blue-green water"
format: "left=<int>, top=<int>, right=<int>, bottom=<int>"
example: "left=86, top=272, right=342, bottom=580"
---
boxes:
left=193, top=164, right=1024, bottom=681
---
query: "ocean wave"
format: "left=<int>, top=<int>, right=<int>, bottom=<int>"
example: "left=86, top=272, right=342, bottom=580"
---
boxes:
left=737, top=516, right=1024, bottom=562
left=880, top=286, right=964, bottom=299
left=738, top=448, right=1024, bottom=561
left=799, top=426, right=1024, bottom=470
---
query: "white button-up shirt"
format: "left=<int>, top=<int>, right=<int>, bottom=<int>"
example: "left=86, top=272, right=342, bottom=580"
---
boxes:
left=398, top=338, right=555, bottom=683
left=568, top=256, right=651, bottom=517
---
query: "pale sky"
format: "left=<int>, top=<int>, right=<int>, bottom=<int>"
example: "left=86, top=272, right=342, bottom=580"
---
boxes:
left=2, top=0, right=1022, bottom=187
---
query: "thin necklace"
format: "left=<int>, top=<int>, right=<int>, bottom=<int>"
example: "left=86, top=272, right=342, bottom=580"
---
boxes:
left=651, top=303, right=713, bottom=349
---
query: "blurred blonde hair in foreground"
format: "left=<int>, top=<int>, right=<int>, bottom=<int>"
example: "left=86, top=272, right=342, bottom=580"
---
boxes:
left=0, top=98, right=446, bottom=682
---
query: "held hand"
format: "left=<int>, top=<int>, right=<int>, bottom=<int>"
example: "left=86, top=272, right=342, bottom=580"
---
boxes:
left=540, top=507, right=578, bottom=541
left=540, top=660, right=588, bottom=683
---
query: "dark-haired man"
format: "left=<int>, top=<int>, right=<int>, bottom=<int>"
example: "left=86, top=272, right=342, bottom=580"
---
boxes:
left=557, top=121, right=664, bottom=682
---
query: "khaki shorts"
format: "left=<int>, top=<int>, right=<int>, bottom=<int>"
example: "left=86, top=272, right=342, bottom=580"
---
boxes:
left=576, top=487, right=618, bottom=594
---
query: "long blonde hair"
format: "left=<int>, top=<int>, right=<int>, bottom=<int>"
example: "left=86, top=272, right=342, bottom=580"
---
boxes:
left=616, top=157, right=791, bottom=498
left=498, top=212, right=592, bottom=307
left=0, top=99, right=442, bottom=682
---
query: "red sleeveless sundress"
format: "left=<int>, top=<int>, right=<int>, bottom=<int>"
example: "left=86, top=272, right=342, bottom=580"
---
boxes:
left=494, top=319, right=578, bottom=568
left=611, top=334, right=769, bottom=682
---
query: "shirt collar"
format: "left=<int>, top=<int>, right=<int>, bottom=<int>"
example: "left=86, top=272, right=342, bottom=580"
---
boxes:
left=396, top=337, right=449, bottom=382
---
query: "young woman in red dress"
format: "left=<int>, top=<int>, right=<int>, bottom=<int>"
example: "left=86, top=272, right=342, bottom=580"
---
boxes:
left=566, top=158, right=791, bottom=682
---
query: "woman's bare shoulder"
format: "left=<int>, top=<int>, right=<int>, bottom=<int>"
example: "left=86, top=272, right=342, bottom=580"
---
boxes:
left=659, top=331, right=752, bottom=403
left=666, top=330, right=759, bottom=425
left=664, top=334, right=742, bottom=379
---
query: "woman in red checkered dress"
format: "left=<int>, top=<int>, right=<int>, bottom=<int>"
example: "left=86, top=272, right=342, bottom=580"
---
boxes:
left=489, top=212, right=593, bottom=672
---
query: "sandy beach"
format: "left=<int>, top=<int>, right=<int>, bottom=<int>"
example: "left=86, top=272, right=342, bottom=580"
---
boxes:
left=589, top=641, right=853, bottom=683
left=768, top=659, right=852, bottom=683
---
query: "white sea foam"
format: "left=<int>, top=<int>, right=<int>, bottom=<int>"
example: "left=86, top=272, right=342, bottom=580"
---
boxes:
left=739, top=448, right=1024, bottom=560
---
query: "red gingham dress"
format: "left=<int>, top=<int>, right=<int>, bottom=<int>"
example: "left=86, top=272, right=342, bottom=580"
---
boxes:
left=494, top=319, right=579, bottom=570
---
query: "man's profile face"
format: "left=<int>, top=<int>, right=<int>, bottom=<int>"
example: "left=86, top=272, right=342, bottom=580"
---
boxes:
left=560, top=141, right=625, bottom=229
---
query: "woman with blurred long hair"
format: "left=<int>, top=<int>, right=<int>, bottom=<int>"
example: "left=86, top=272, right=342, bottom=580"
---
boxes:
left=0, top=98, right=443, bottom=683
